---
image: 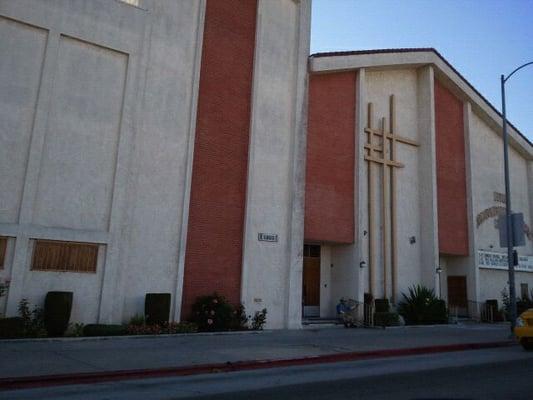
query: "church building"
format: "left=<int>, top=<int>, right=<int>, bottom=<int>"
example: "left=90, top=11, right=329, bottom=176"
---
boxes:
left=0, top=0, right=532, bottom=329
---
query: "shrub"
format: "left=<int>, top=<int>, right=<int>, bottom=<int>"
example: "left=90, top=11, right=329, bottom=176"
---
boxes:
left=251, top=308, right=267, bottom=330
left=128, top=314, right=145, bottom=326
left=374, top=299, right=390, bottom=313
left=501, top=288, right=533, bottom=320
left=145, top=293, right=171, bottom=326
left=398, top=285, right=448, bottom=325
left=374, top=312, right=400, bottom=327
left=65, top=322, right=85, bottom=337
left=190, top=293, right=236, bottom=332
left=18, top=299, right=46, bottom=337
left=0, top=279, right=10, bottom=298
left=231, top=304, right=250, bottom=331
left=83, top=324, right=127, bottom=337
left=0, top=317, right=25, bottom=339
left=44, top=291, right=73, bottom=337
left=126, top=321, right=198, bottom=335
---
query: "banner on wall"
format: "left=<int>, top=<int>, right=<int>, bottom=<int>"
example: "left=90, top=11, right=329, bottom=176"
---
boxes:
left=478, top=250, right=533, bottom=273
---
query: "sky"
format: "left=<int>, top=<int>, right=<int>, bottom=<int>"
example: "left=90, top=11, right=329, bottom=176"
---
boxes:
left=311, top=0, right=533, bottom=142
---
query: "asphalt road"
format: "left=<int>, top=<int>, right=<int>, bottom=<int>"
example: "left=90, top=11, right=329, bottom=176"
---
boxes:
left=5, top=346, right=533, bottom=400
left=193, top=354, right=533, bottom=400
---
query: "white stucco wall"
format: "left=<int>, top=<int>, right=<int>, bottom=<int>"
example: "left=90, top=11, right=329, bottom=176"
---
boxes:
left=470, top=111, right=532, bottom=256
left=479, top=269, right=533, bottom=305
left=363, top=68, right=424, bottom=302
left=470, top=107, right=533, bottom=304
left=0, top=0, right=205, bottom=324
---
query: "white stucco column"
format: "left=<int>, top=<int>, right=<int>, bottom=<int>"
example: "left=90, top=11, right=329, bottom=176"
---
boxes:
left=356, top=67, right=368, bottom=302
left=172, top=0, right=206, bottom=323
left=240, top=0, right=311, bottom=329
left=463, top=101, right=481, bottom=308
left=416, top=65, right=439, bottom=293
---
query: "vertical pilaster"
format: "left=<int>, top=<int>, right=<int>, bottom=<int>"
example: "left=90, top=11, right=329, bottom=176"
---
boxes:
left=285, top=0, right=311, bottom=329
left=5, top=31, right=59, bottom=315
left=356, top=68, right=367, bottom=303
left=240, top=0, right=311, bottom=329
left=173, top=0, right=206, bottom=322
left=463, top=101, right=480, bottom=308
left=416, top=65, right=439, bottom=294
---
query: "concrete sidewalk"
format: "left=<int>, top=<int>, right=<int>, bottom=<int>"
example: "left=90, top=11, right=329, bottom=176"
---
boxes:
left=0, top=323, right=513, bottom=382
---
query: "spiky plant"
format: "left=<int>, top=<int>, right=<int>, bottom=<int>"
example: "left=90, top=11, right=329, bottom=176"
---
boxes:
left=398, top=285, right=447, bottom=325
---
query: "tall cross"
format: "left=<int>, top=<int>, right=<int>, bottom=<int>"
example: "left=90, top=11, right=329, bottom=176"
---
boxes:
left=364, top=95, right=419, bottom=301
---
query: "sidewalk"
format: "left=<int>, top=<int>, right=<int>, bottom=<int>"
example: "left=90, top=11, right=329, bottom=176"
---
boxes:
left=0, top=323, right=514, bottom=387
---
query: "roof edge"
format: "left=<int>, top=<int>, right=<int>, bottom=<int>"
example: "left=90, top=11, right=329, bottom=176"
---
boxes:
left=309, top=48, right=533, bottom=151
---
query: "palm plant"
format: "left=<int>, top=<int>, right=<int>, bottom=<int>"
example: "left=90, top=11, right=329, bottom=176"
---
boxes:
left=398, top=285, right=447, bottom=325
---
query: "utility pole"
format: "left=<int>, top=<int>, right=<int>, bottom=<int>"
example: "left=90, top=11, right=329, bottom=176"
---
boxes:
left=500, top=61, right=533, bottom=332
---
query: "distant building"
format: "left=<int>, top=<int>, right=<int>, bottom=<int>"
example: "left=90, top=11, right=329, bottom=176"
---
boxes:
left=305, top=49, right=533, bottom=320
left=0, top=1, right=531, bottom=328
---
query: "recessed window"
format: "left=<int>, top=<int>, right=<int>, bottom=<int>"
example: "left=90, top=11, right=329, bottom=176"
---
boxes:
left=0, top=237, right=7, bottom=269
left=31, top=240, right=98, bottom=273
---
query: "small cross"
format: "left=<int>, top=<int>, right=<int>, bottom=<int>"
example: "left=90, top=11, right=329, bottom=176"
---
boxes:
left=364, top=95, right=419, bottom=167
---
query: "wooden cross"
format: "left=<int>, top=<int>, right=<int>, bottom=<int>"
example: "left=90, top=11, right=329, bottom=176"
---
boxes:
left=364, top=95, right=419, bottom=301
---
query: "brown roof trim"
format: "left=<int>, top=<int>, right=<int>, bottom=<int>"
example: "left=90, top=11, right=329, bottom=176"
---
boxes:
left=310, top=48, right=532, bottom=148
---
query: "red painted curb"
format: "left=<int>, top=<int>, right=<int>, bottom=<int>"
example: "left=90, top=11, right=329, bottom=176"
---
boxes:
left=0, top=340, right=515, bottom=390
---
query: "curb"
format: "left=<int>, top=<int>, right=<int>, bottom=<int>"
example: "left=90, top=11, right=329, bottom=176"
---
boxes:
left=0, top=328, right=273, bottom=344
left=0, top=340, right=515, bottom=391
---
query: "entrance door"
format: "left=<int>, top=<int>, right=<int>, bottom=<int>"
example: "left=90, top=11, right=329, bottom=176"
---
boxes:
left=447, top=276, right=468, bottom=316
left=303, top=245, right=320, bottom=317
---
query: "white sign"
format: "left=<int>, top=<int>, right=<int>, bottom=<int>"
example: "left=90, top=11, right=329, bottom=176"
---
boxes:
left=258, top=233, right=278, bottom=242
left=478, top=250, right=533, bottom=273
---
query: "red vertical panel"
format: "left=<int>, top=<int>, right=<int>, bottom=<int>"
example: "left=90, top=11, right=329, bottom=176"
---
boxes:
left=305, top=72, right=356, bottom=244
left=181, top=0, right=257, bottom=317
left=435, top=80, right=469, bottom=255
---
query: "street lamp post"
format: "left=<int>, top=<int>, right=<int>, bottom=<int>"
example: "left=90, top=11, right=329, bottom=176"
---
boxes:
left=500, top=61, right=533, bottom=332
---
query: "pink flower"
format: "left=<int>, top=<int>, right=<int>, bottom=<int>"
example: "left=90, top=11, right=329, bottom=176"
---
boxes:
left=210, top=310, right=215, bottom=316
left=213, top=299, right=218, bottom=304
left=207, top=318, right=213, bottom=325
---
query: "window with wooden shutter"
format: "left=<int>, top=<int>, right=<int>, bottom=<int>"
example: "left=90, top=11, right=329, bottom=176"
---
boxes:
left=0, top=237, right=7, bottom=269
left=31, top=240, right=98, bottom=273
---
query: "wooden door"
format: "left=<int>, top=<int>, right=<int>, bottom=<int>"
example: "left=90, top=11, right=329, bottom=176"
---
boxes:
left=447, top=276, right=468, bottom=315
left=303, top=257, right=320, bottom=307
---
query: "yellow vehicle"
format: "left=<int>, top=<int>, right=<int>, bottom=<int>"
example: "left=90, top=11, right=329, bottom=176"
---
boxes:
left=515, top=308, right=533, bottom=351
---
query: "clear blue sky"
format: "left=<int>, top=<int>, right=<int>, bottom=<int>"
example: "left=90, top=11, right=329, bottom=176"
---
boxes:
left=311, top=0, right=533, bottom=142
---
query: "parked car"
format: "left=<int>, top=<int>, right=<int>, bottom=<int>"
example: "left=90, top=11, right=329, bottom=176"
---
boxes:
left=515, top=308, right=533, bottom=351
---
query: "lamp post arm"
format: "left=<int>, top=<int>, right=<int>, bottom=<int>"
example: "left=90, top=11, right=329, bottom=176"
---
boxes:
left=504, top=61, right=533, bottom=83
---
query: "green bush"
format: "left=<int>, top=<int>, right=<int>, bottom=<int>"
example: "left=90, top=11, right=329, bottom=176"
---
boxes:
left=374, top=312, right=400, bottom=327
left=231, top=304, right=249, bottom=331
left=0, top=317, right=25, bottom=339
left=126, top=322, right=198, bottom=335
left=44, top=291, right=73, bottom=337
left=251, top=308, right=267, bottom=330
left=128, top=314, right=145, bottom=326
left=398, top=285, right=448, bottom=325
left=374, top=298, right=390, bottom=313
left=501, top=288, right=533, bottom=320
left=65, top=322, right=85, bottom=337
left=145, top=293, right=171, bottom=326
left=83, top=324, right=127, bottom=337
left=18, top=299, right=46, bottom=337
left=190, top=293, right=239, bottom=332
